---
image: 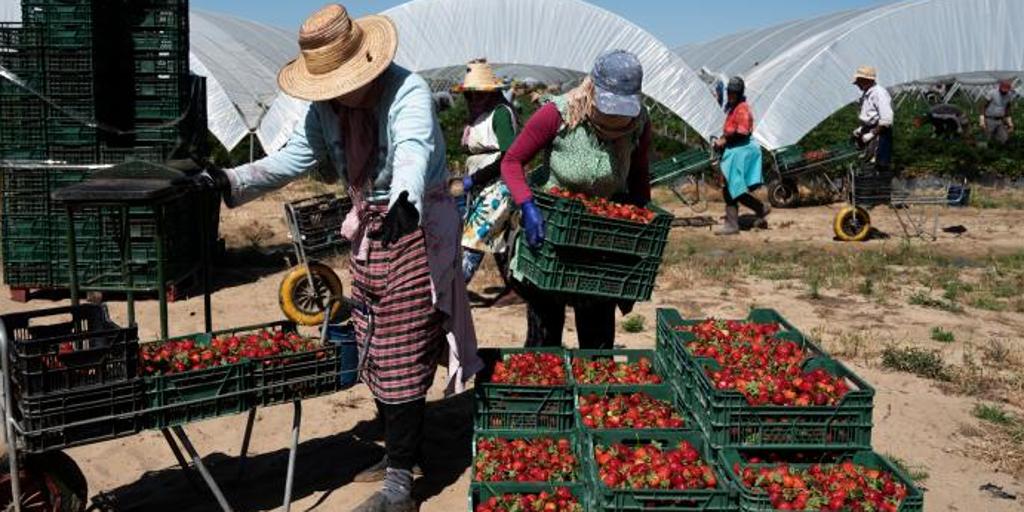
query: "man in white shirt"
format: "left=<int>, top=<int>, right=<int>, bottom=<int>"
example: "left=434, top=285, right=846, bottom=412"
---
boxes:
left=852, top=66, right=894, bottom=171
left=979, top=80, right=1016, bottom=145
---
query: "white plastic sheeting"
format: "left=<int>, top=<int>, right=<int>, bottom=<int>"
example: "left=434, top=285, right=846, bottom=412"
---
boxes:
left=189, top=10, right=297, bottom=151
left=676, top=7, right=873, bottom=81
left=260, top=0, right=725, bottom=151
left=743, top=0, right=1024, bottom=150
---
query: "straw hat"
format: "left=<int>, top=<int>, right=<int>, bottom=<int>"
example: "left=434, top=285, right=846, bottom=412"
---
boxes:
left=852, top=66, right=877, bottom=83
left=278, top=4, right=398, bottom=101
left=453, top=59, right=508, bottom=93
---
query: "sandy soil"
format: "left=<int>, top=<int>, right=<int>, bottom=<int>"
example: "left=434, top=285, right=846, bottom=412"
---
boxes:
left=2, top=186, right=1023, bottom=512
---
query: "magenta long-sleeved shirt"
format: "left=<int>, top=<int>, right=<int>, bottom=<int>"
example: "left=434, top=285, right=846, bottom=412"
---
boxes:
left=500, top=102, right=652, bottom=206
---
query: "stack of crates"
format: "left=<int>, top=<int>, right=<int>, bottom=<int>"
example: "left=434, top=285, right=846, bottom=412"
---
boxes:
left=0, top=0, right=210, bottom=296
left=515, top=190, right=674, bottom=302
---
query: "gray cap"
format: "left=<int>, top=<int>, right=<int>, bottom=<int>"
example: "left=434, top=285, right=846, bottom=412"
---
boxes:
left=591, top=49, right=643, bottom=117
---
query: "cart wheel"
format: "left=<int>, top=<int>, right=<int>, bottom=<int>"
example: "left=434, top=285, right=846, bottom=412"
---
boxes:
left=279, top=262, right=345, bottom=326
left=767, top=180, right=799, bottom=208
left=0, top=451, right=87, bottom=512
left=834, top=206, right=872, bottom=242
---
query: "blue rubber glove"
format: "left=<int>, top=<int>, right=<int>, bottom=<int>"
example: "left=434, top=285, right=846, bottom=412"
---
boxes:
left=521, top=199, right=546, bottom=248
left=462, top=175, right=474, bottom=192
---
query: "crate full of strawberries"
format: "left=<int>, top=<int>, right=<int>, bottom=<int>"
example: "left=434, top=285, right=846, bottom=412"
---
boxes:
left=575, top=384, right=688, bottom=432
left=720, top=449, right=924, bottom=512
left=654, top=309, right=874, bottom=449
left=534, top=189, right=673, bottom=260
left=472, top=433, right=581, bottom=484
left=474, top=348, right=573, bottom=431
left=586, top=431, right=737, bottom=512
left=140, top=321, right=338, bottom=428
left=570, top=349, right=666, bottom=386
left=469, top=484, right=587, bottom=512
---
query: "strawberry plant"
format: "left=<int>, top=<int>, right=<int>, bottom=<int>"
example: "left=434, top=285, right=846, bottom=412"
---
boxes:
left=548, top=187, right=656, bottom=224
left=735, top=459, right=910, bottom=511
left=473, top=487, right=583, bottom=512
left=473, top=437, right=578, bottom=483
left=578, top=392, right=684, bottom=429
left=571, top=355, right=662, bottom=385
left=491, top=353, right=567, bottom=386
left=593, top=440, right=718, bottom=490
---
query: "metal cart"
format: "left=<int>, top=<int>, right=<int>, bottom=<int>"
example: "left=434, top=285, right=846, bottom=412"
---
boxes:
left=1, top=175, right=354, bottom=511
left=833, top=168, right=968, bottom=242
left=766, top=143, right=863, bottom=208
left=649, top=147, right=716, bottom=213
left=277, top=194, right=352, bottom=326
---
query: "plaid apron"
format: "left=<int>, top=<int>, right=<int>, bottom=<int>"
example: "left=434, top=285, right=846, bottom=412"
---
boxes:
left=351, top=202, right=444, bottom=404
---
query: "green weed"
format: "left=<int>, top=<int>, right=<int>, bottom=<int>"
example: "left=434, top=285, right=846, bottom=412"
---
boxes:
left=930, top=327, right=955, bottom=343
left=881, top=346, right=950, bottom=381
left=886, top=455, right=930, bottom=483
left=973, top=403, right=1013, bottom=425
left=621, top=315, right=646, bottom=333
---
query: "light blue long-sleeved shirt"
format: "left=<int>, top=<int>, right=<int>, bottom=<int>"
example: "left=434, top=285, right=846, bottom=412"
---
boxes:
left=227, top=64, right=449, bottom=215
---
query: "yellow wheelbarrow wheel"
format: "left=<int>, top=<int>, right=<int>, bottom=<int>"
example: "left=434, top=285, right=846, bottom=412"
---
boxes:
left=278, top=262, right=345, bottom=326
left=833, top=205, right=872, bottom=242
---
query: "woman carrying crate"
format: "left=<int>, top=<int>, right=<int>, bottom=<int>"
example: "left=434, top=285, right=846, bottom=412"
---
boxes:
left=713, top=77, right=769, bottom=236
left=449, top=59, right=520, bottom=291
left=500, top=50, right=652, bottom=350
left=199, top=5, right=482, bottom=511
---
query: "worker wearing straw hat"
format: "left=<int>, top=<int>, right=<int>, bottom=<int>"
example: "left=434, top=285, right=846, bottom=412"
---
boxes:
left=449, top=59, right=519, bottom=296
left=210, top=5, right=482, bottom=511
left=851, top=65, right=894, bottom=171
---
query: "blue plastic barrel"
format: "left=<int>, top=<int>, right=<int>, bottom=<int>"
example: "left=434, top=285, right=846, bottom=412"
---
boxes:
left=326, top=323, right=358, bottom=389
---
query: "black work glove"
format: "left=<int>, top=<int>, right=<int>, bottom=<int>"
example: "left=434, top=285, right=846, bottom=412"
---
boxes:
left=170, top=159, right=231, bottom=192
left=369, top=191, right=420, bottom=248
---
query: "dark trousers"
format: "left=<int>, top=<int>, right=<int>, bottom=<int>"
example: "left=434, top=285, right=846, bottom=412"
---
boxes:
left=875, top=127, right=893, bottom=170
left=722, top=185, right=767, bottom=215
left=375, top=398, right=426, bottom=471
left=518, top=282, right=616, bottom=349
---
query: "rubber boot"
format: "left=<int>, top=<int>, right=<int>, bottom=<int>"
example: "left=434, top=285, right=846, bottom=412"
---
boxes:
left=753, top=204, right=771, bottom=230
left=715, top=206, right=740, bottom=236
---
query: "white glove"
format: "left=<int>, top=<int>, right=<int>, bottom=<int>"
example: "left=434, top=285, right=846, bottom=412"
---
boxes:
left=861, top=131, right=876, bottom=144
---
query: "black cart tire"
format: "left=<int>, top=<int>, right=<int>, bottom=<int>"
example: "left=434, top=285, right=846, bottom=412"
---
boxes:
left=834, top=206, right=872, bottom=242
left=0, top=451, right=87, bottom=512
left=767, top=180, right=800, bottom=208
left=278, top=262, right=345, bottom=326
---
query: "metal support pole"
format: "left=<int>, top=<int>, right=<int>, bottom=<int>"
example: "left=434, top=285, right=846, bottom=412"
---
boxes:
left=161, top=428, right=204, bottom=493
left=155, top=205, right=168, bottom=339
left=65, top=206, right=80, bottom=308
left=249, top=132, right=255, bottom=164
left=200, top=191, right=213, bottom=333
left=235, top=409, right=256, bottom=481
left=121, top=207, right=135, bottom=327
left=0, top=320, right=23, bottom=512
left=282, top=400, right=302, bottom=512
left=171, top=426, right=235, bottom=512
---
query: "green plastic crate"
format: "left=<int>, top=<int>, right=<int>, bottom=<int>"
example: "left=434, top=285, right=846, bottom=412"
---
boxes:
left=468, top=483, right=588, bottom=512
left=680, top=357, right=874, bottom=450
left=134, top=50, right=188, bottom=75
left=514, top=237, right=660, bottom=302
left=533, top=191, right=674, bottom=260
left=475, top=348, right=574, bottom=431
left=570, top=349, right=670, bottom=386
left=574, top=384, right=693, bottom=433
left=649, top=148, right=714, bottom=186
left=472, top=431, right=582, bottom=484
left=719, top=449, right=924, bottom=512
left=132, top=28, right=187, bottom=52
left=586, top=430, right=737, bottom=512
left=21, top=3, right=93, bottom=25
left=38, top=23, right=93, bottom=48
left=655, top=308, right=828, bottom=385
left=141, top=330, right=254, bottom=429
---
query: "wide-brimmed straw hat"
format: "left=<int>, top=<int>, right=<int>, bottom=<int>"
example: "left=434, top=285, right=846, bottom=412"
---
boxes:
left=278, top=4, right=398, bottom=101
left=452, top=59, right=508, bottom=93
left=852, top=65, right=877, bottom=83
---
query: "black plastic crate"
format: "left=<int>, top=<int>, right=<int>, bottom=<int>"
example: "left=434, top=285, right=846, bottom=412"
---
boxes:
left=0, top=23, right=44, bottom=49
left=99, top=144, right=173, bottom=163
left=21, top=2, right=93, bottom=25
left=38, top=23, right=93, bottom=49
left=133, top=50, right=188, bottom=75
left=286, top=194, right=352, bottom=253
left=44, top=50, right=93, bottom=74
left=50, top=145, right=100, bottom=164
left=132, top=28, right=187, bottom=52
left=1, top=304, right=140, bottom=396
left=47, top=118, right=98, bottom=146
left=18, top=379, right=143, bottom=453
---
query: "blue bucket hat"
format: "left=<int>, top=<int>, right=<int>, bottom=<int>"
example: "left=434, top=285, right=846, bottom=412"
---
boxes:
left=591, top=49, right=643, bottom=117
